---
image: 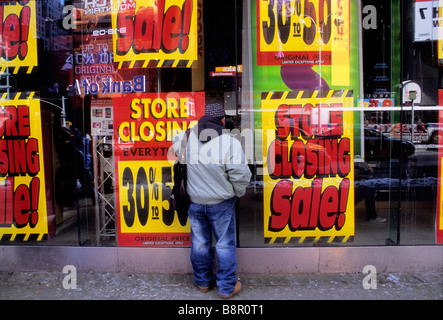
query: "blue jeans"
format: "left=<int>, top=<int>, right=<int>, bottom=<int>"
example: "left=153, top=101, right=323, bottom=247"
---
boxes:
left=188, top=197, right=237, bottom=296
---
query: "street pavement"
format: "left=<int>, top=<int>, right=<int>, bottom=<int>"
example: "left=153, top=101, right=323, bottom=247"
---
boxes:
left=0, top=270, right=441, bottom=301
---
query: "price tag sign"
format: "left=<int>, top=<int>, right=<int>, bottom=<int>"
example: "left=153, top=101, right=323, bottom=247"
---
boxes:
left=256, top=0, right=349, bottom=67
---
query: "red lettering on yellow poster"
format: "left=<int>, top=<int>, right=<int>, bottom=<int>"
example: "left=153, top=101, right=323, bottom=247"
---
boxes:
left=112, top=0, right=198, bottom=68
left=0, top=94, right=48, bottom=242
left=256, top=0, right=350, bottom=67
left=114, top=92, right=204, bottom=246
left=0, top=1, right=38, bottom=74
left=262, top=90, right=354, bottom=243
left=436, top=91, right=443, bottom=243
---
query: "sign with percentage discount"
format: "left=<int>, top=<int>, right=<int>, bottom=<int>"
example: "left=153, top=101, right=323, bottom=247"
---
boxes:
left=256, top=0, right=350, bottom=67
left=117, top=161, right=191, bottom=246
left=113, top=91, right=204, bottom=246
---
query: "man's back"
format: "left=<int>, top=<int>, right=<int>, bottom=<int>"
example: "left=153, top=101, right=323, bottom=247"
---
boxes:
left=185, top=130, right=251, bottom=205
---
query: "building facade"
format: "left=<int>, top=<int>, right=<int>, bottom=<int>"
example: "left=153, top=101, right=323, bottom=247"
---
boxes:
left=0, top=0, right=442, bottom=272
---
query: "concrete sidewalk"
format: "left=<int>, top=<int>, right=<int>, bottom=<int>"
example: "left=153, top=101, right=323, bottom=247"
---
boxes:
left=0, top=271, right=441, bottom=300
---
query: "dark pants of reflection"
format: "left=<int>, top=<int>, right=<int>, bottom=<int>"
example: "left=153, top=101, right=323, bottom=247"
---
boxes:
left=355, top=186, right=377, bottom=221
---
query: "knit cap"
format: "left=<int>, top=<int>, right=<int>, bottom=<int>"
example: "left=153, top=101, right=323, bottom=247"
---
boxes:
left=204, top=103, right=226, bottom=119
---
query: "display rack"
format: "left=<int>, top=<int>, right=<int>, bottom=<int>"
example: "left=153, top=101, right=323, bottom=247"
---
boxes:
left=93, top=136, right=116, bottom=245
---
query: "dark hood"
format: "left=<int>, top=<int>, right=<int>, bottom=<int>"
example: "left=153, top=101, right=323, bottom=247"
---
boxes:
left=196, top=116, right=226, bottom=143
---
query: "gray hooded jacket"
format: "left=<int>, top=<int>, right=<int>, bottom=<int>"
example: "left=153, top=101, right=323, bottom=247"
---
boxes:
left=172, top=116, right=251, bottom=205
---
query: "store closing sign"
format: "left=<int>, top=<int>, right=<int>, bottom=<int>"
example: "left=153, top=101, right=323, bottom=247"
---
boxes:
left=0, top=0, right=38, bottom=74
left=112, top=0, right=198, bottom=68
left=262, top=90, right=355, bottom=244
left=113, top=92, right=204, bottom=246
left=0, top=93, right=48, bottom=242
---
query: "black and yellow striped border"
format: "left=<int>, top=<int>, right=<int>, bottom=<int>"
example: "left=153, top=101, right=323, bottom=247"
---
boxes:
left=0, top=91, right=39, bottom=101
left=0, top=233, right=48, bottom=242
left=265, top=235, right=354, bottom=244
left=0, top=65, right=38, bottom=75
left=261, top=89, right=354, bottom=101
left=115, top=59, right=197, bottom=69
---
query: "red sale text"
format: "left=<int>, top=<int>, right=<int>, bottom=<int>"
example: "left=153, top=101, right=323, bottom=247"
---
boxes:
left=266, top=102, right=351, bottom=233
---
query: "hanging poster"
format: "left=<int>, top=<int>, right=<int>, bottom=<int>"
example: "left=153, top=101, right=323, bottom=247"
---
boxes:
left=414, top=0, right=443, bottom=42
left=113, top=91, right=204, bottom=246
left=0, top=93, right=48, bottom=242
left=91, top=99, right=114, bottom=136
left=112, top=0, right=198, bottom=68
left=436, top=90, right=443, bottom=243
left=437, top=123, right=443, bottom=243
left=0, top=1, right=38, bottom=74
left=255, top=0, right=350, bottom=67
left=262, top=90, right=355, bottom=244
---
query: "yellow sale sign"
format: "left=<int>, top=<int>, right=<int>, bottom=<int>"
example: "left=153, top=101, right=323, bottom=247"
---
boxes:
left=262, top=90, right=355, bottom=243
left=0, top=1, right=38, bottom=74
left=112, top=0, right=198, bottom=68
left=0, top=94, right=48, bottom=242
left=256, top=0, right=350, bottom=68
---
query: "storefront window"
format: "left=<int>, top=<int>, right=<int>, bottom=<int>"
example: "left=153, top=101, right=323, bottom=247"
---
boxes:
left=0, top=0, right=442, bottom=247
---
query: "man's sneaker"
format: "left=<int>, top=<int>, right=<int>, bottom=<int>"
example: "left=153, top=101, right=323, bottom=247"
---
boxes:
left=220, top=281, right=242, bottom=299
left=369, top=216, right=387, bottom=223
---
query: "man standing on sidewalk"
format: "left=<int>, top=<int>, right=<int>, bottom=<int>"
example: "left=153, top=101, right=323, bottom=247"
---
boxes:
left=173, top=103, right=251, bottom=299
